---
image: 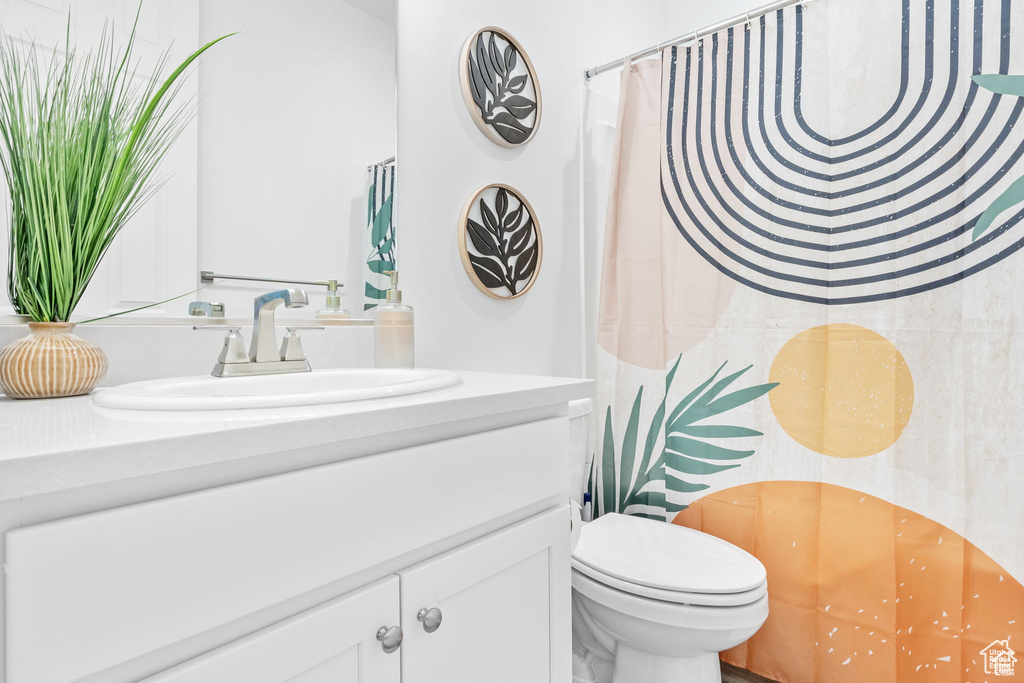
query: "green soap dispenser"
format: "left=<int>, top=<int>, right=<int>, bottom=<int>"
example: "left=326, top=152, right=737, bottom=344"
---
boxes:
left=373, top=270, right=414, bottom=368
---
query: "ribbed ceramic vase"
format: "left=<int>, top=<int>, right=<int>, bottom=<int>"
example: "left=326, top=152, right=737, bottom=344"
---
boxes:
left=0, top=322, right=108, bottom=399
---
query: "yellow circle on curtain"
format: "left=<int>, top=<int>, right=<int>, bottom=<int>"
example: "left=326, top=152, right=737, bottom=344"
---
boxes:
left=769, top=324, right=914, bottom=458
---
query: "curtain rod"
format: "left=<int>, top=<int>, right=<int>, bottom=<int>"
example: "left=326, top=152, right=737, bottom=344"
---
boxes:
left=584, top=0, right=811, bottom=79
left=367, top=156, right=396, bottom=171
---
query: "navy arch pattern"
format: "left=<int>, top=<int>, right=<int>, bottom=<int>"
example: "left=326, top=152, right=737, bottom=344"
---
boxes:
left=661, top=0, right=1024, bottom=305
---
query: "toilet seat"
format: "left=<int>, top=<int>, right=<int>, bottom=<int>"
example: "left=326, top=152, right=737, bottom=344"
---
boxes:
left=572, top=513, right=767, bottom=607
left=572, top=561, right=767, bottom=606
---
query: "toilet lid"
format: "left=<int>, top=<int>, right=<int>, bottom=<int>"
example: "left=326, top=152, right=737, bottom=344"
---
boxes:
left=572, top=513, right=766, bottom=595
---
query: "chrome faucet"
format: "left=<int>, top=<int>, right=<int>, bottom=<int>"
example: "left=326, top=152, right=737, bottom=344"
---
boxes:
left=250, top=289, right=308, bottom=362
left=194, top=288, right=322, bottom=378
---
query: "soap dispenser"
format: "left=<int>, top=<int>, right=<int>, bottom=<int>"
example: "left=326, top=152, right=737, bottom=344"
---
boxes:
left=315, top=280, right=351, bottom=320
left=373, top=270, right=414, bottom=368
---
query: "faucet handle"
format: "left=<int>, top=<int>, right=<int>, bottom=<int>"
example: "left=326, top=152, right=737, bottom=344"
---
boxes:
left=280, top=326, right=324, bottom=362
left=193, top=326, right=248, bottom=365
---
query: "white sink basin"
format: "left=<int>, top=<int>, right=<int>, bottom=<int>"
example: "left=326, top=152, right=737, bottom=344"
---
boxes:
left=92, top=368, right=463, bottom=411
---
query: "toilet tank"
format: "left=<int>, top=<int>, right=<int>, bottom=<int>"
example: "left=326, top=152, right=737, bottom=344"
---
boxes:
left=568, top=398, right=595, bottom=505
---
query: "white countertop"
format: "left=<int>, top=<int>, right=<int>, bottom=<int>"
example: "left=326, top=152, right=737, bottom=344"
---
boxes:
left=0, top=371, right=593, bottom=501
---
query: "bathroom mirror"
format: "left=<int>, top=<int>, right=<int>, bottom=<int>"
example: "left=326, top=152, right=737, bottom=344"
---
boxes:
left=0, top=0, right=397, bottom=323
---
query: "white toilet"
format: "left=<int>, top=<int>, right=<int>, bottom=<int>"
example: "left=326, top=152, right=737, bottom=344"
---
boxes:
left=567, top=400, right=769, bottom=683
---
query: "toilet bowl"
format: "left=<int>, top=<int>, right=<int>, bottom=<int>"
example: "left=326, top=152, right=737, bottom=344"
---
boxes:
left=566, top=399, right=767, bottom=683
left=569, top=513, right=768, bottom=683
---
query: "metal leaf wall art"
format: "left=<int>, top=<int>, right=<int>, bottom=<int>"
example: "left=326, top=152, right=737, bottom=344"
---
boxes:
left=459, top=27, right=541, bottom=147
left=458, top=184, right=542, bottom=299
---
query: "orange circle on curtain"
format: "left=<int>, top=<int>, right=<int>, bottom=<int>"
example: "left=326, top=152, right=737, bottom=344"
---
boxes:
left=769, top=323, right=914, bottom=458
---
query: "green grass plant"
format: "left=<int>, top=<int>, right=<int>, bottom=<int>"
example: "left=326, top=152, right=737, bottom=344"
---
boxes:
left=0, top=8, right=233, bottom=321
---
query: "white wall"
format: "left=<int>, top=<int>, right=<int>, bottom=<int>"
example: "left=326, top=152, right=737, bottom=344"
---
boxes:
left=198, top=0, right=396, bottom=321
left=665, top=0, right=757, bottom=36
left=396, top=0, right=666, bottom=377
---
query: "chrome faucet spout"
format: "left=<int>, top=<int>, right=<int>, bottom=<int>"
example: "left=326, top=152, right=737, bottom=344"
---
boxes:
left=250, top=289, right=308, bottom=362
left=254, top=288, right=308, bottom=311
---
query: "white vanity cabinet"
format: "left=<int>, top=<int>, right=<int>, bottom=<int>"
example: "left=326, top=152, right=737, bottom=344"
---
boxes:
left=144, top=578, right=403, bottom=683
left=398, top=507, right=569, bottom=683
left=3, top=414, right=573, bottom=683
left=143, top=507, right=568, bottom=683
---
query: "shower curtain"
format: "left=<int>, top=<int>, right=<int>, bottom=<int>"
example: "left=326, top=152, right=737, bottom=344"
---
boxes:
left=592, top=0, right=1024, bottom=681
left=364, top=163, right=397, bottom=311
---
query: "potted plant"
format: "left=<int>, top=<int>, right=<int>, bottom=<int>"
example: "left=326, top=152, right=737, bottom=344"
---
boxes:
left=0, top=10, right=232, bottom=399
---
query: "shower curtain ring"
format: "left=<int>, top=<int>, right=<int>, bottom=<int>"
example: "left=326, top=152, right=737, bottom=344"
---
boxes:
left=745, top=11, right=752, bottom=29
left=692, top=29, right=699, bottom=44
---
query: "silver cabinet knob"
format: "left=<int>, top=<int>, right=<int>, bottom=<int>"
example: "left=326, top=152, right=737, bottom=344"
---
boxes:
left=376, top=625, right=403, bottom=654
left=417, top=607, right=442, bottom=633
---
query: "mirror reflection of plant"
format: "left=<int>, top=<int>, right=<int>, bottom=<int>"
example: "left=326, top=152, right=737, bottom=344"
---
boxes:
left=593, top=356, right=778, bottom=520
left=466, top=31, right=536, bottom=144
left=0, top=9, right=234, bottom=322
left=971, top=75, right=1024, bottom=241
left=465, top=187, right=538, bottom=296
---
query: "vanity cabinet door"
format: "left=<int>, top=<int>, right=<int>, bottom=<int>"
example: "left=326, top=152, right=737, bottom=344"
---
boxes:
left=398, top=506, right=571, bottom=683
left=144, top=577, right=402, bottom=683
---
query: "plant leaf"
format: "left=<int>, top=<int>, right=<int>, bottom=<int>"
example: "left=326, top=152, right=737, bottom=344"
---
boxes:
left=467, top=54, right=488, bottom=110
left=507, top=74, right=526, bottom=93
left=672, top=366, right=772, bottom=429
left=687, top=365, right=752, bottom=414
left=512, top=241, right=538, bottom=284
left=629, top=491, right=689, bottom=514
left=618, top=385, right=644, bottom=509
left=972, top=174, right=1024, bottom=241
left=468, top=253, right=505, bottom=288
left=973, top=74, right=1024, bottom=96
left=675, top=424, right=763, bottom=439
left=495, top=187, right=508, bottom=218
left=506, top=216, right=534, bottom=256
left=376, top=236, right=395, bottom=257
left=501, top=94, right=536, bottom=120
left=488, top=33, right=504, bottom=77
left=665, top=436, right=754, bottom=460
left=602, top=406, right=617, bottom=516
left=371, top=196, right=393, bottom=246
left=504, top=45, right=516, bottom=72
left=367, top=260, right=395, bottom=274
left=488, top=111, right=531, bottom=144
left=365, top=282, right=388, bottom=298
left=479, top=198, right=500, bottom=234
left=664, top=477, right=711, bottom=494
left=476, top=34, right=496, bottom=97
left=663, top=451, right=742, bottom=476
left=629, top=355, right=680, bottom=502
left=666, top=361, right=727, bottom=427
left=466, top=218, right=500, bottom=256
left=504, top=203, right=523, bottom=230
left=700, top=382, right=780, bottom=422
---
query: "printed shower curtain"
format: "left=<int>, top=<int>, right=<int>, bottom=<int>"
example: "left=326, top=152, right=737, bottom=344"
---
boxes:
left=593, top=0, right=1024, bottom=681
left=364, top=163, right=396, bottom=311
